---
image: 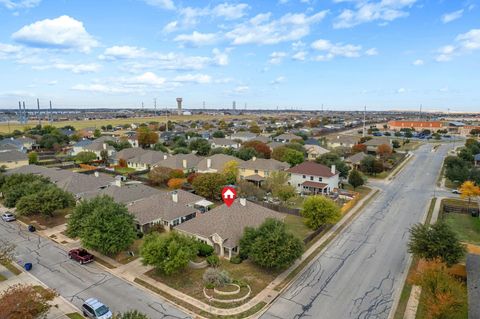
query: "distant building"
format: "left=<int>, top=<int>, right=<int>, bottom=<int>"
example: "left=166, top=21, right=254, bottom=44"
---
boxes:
left=387, top=120, right=443, bottom=132
left=0, top=149, right=28, bottom=169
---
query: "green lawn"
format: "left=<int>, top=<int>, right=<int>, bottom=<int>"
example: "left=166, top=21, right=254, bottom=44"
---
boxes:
left=66, top=313, right=84, bottom=319
left=0, top=273, right=7, bottom=281
left=284, top=214, right=313, bottom=240
left=115, top=167, right=136, bottom=174
left=444, top=213, right=480, bottom=245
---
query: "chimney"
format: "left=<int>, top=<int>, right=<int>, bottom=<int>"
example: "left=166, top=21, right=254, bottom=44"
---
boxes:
left=94, top=171, right=99, bottom=177
left=103, top=143, right=107, bottom=150
left=240, top=198, right=247, bottom=206
left=331, top=165, right=336, bottom=174
left=172, top=191, right=178, bottom=203
left=182, top=159, right=187, bottom=169
left=207, top=158, right=212, bottom=169
left=252, top=156, right=256, bottom=161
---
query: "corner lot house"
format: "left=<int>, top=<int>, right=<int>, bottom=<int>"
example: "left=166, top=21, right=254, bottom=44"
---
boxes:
left=176, top=198, right=284, bottom=259
left=287, top=161, right=339, bottom=194
left=363, top=137, right=392, bottom=153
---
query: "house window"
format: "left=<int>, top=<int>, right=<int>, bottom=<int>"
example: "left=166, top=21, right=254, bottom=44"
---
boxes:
left=318, top=177, right=323, bottom=182
left=310, top=176, right=313, bottom=181
left=254, top=169, right=259, bottom=174
left=303, top=175, right=306, bottom=179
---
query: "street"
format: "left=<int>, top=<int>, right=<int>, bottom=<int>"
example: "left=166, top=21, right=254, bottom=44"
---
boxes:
left=0, top=220, right=190, bottom=319
left=261, top=144, right=449, bottom=319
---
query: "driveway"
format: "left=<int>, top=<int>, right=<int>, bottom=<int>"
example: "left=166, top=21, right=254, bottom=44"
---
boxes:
left=261, top=143, right=449, bottom=319
left=0, top=219, right=190, bottom=319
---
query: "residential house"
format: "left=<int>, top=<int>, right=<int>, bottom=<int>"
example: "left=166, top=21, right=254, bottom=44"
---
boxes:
left=229, top=132, right=257, bottom=142
left=127, top=150, right=167, bottom=171
left=210, top=138, right=240, bottom=149
left=0, top=137, right=35, bottom=152
left=474, top=153, right=480, bottom=167
left=287, top=161, right=339, bottom=194
left=304, top=144, right=329, bottom=160
left=239, top=157, right=289, bottom=185
left=363, top=137, right=392, bottom=153
left=154, top=153, right=202, bottom=173
left=127, top=190, right=210, bottom=232
left=81, top=180, right=159, bottom=203
left=195, top=154, right=243, bottom=173
left=273, top=133, right=300, bottom=143
left=176, top=198, right=285, bottom=259
left=71, top=139, right=93, bottom=156
left=113, top=147, right=148, bottom=165
left=0, top=149, right=28, bottom=169
left=267, top=141, right=284, bottom=151
left=83, top=142, right=116, bottom=160
left=14, top=136, right=36, bottom=151
left=345, top=152, right=368, bottom=169
left=326, top=135, right=358, bottom=149
left=251, top=135, right=271, bottom=144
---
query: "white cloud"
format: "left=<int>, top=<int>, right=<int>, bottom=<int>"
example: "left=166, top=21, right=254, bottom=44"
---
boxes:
left=226, top=10, right=328, bottom=45
left=441, top=9, right=463, bottom=23
left=333, top=0, right=417, bottom=29
left=212, top=3, right=249, bottom=20
left=270, top=76, right=286, bottom=85
left=311, top=39, right=364, bottom=60
left=269, top=51, right=287, bottom=64
left=128, top=72, right=166, bottom=87
left=436, top=29, right=480, bottom=62
left=0, top=0, right=41, bottom=10
left=142, top=0, right=175, bottom=10
left=397, top=87, right=406, bottom=93
left=173, top=73, right=212, bottom=84
left=12, top=15, right=99, bottom=53
left=412, top=59, right=424, bottom=66
left=292, top=51, right=307, bottom=61
left=365, top=48, right=378, bottom=56
left=212, top=48, right=229, bottom=66
left=174, top=31, right=219, bottom=46
left=100, top=46, right=146, bottom=59
left=0, top=43, right=22, bottom=59
left=33, top=63, right=101, bottom=73
left=163, top=21, right=179, bottom=33
left=233, top=85, right=249, bottom=93
left=72, top=84, right=135, bottom=94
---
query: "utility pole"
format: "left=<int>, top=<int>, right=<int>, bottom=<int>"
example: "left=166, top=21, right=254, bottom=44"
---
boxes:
left=154, top=98, right=157, bottom=117
left=419, top=104, right=422, bottom=119
left=165, top=107, right=169, bottom=132
left=37, top=98, right=41, bottom=126
left=362, top=105, right=366, bottom=138
left=49, top=100, right=52, bottom=122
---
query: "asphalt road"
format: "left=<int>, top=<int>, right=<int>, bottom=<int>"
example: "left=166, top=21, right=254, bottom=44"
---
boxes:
left=261, top=144, right=449, bottom=319
left=0, top=220, right=190, bottom=319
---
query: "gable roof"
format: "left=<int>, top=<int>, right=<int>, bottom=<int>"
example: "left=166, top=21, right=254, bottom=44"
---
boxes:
left=81, top=183, right=159, bottom=203
left=128, top=150, right=167, bottom=166
left=196, top=154, right=243, bottom=172
left=239, top=158, right=289, bottom=171
left=363, top=137, right=391, bottom=146
left=154, top=153, right=202, bottom=170
left=287, top=161, right=337, bottom=177
left=176, top=199, right=285, bottom=248
left=211, top=138, right=239, bottom=146
left=114, top=147, right=148, bottom=161
left=275, top=133, right=299, bottom=141
left=0, top=149, right=28, bottom=162
left=345, top=152, right=368, bottom=164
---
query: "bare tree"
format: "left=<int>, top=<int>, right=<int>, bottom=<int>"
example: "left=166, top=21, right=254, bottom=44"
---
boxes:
left=0, top=239, right=15, bottom=264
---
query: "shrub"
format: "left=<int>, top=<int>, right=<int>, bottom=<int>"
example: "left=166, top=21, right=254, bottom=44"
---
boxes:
left=230, top=255, right=242, bottom=264
left=197, top=242, right=214, bottom=257
left=202, top=268, right=231, bottom=287
left=207, top=255, right=220, bottom=267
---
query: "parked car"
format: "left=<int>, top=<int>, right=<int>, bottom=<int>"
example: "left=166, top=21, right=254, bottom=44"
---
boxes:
left=81, top=298, right=112, bottom=319
left=68, top=248, right=94, bottom=264
left=1, top=212, right=16, bottom=222
left=452, top=189, right=461, bottom=194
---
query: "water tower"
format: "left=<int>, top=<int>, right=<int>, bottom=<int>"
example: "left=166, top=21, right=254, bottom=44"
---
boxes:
left=176, top=98, right=183, bottom=115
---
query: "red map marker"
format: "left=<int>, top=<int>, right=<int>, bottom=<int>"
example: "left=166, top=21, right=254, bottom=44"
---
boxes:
left=221, top=186, right=237, bottom=207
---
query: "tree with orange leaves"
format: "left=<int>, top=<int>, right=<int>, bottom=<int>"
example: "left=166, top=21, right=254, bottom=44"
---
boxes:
left=376, top=144, right=392, bottom=160
left=0, top=284, right=57, bottom=319
left=167, top=178, right=186, bottom=189
left=459, top=180, right=480, bottom=209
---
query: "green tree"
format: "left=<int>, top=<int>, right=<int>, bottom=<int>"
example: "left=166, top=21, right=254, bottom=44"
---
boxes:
left=192, top=173, right=227, bottom=200
left=136, top=127, right=159, bottom=147
left=0, top=174, right=50, bottom=208
left=16, top=185, right=74, bottom=217
left=93, top=129, right=101, bottom=138
left=282, top=149, right=304, bottom=166
left=301, top=196, right=341, bottom=230
left=271, top=146, right=289, bottom=161
left=236, top=147, right=258, bottom=160
left=240, top=218, right=303, bottom=269
left=359, top=155, right=384, bottom=175
left=189, top=138, right=211, bottom=156
left=100, top=149, right=109, bottom=164
left=348, top=169, right=365, bottom=190
left=408, top=222, right=466, bottom=267
left=28, top=152, right=38, bottom=164
left=114, top=310, right=149, bottom=319
left=67, top=196, right=136, bottom=255
left=75, top=151, right=97, bottom=164
left=273, top=184, right=297, bottom=204
left=316, top=153, right=350, bottom=178
left=222, top=160, right=239, bottom=185
left=140, top=232, right=197, bottom=275
left=212, top=131, right=225, bottom=138
left=153, top=143, right=168, bottom=152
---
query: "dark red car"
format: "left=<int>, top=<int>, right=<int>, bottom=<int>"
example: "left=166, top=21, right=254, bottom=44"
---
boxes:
left=68, top=248, right=94, bottom=264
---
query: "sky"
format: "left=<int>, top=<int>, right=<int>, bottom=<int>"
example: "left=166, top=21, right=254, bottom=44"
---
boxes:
left=0, top=0, right=479, bottom=111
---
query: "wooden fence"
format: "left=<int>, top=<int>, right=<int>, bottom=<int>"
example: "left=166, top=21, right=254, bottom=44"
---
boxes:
left=252, top=200, right=301, bottom=216
left=442, top=204, right=479, bottom=216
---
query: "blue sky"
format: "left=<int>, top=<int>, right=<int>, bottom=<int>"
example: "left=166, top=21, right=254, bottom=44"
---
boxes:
left=0, top=0, right=479, bottom=111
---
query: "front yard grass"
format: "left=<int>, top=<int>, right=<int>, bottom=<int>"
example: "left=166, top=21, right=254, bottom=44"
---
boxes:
left=444, top=213, right=480, bottom=245
left=284, top=215, right=312, bottom=240
left=17, top=208, right=72, bottom=229
left=114, top=167, right=136, bottom=175
left=1, top=261, right=22, bottom=275
left=146, top=259, right=280, bottom=307
left=66, top=313, right=84, bottom=319
left=113, top=238, right=143, bottom=264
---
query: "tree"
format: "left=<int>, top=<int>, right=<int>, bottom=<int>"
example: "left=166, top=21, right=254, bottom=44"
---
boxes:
left=265, top=171, right=290, bottom=192
left=118, top=158, right=127, bottom=168
left=0, top=284, right=57, bottom=319
left=100, top=149, right=109, bottom=164
left=273, top=184, right=297, bottom=204
left=391, top=140, right=401, bottom=149
left=301, top=196, right=341, bottom=230
left=459, top=180, right=480, bottom=208
left=136, top=127, right=158, bottom=147
left=351, top=144, right=366, bottom=154
left=212, top=131, right=225, bottom=138
left=359, top=155, right=384, bottom=175
left=249, top=123, right=261, bottom=134
left=67, top=196, right=136, bottom=255
left=282, top=148, right=304, bottom=166
left=140, top=232, right=197, bottom=275
left=348, top=169, right=365, bottom=190
left=222, top=160, right=239, bottom=184
left=167, top=178, right=185, bottom=189
left=189, top=138, right=211, bottom=156
left=377, top=144, right=392, bottom=162
left=271, top=146, right=289, bottom=161
left=169, top=169, right=185, bottom=179
left=316, top=153, right=350, bottom=178
left=0, top=174, right=50, bottom=208
left=94, top=129, right=101, bottom=138
left=408, top=222, right=466, bottom=267
left=28, top=151, right=38, bottom=164
left=444, top=156, right=470, bottom=184
left=458, top=147, right=473, bottom=162
left=192, top=173, right=227, bottom=200
left=242, top=141, right=271, bottom=159
left=75, top=151, right=97, bottom=164
left=239, top=218, right=303, bottom=269
left=236, top=147, right=258, bottom=161
left=16, top=185, right=74, bottom=217
left=0, top=239, right=15, bottom=264
left=236, top=180, right=265, bottom=200
left=410, top=260, right=467, bottom=319
left=148, top=166, right=173, bottom=185
left=153, top=143, right=168, bottom=152
left=114, top=310, right=150, bottom=319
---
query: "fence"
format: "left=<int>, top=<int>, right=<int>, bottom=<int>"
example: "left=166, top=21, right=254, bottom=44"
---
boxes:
left=442, top=204, right=479, bottom=216
left=252, top=200, right=301, bottom=216
left=303, top=225, right=327, bottom=244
